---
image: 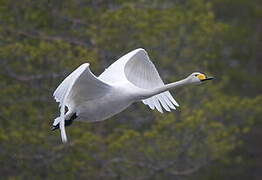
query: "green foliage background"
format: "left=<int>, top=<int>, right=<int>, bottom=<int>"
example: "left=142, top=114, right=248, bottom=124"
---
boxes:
left=0, top=0, right=261, bottom=179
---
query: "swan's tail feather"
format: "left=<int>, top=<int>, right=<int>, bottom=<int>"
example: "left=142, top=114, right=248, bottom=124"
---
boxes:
left=59, top=103, right=67, bottom=143
left=59, top=117, right=67, bottom=143
left=53, top=116, right=67, bottom=143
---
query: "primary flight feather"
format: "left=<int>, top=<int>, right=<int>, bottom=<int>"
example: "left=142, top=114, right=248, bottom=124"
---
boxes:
left=53, top=48, right=213, bottom=143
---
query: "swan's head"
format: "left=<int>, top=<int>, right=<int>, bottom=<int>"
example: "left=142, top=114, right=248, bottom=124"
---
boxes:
left=187, top=72, right=214, bottom=84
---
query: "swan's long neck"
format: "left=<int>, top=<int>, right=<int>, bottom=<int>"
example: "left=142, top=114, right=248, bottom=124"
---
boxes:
left=138, top=78, right=190, bottom=99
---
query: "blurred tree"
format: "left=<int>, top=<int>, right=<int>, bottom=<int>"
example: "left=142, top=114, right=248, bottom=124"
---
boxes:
left=0, top=0, right=261, bottom=179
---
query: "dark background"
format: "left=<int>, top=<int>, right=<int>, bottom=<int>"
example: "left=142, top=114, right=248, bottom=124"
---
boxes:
left=0, top=0, right=261, bottom=179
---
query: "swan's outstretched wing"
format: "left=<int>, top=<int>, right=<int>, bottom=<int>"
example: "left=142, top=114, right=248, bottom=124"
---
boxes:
left=54, top=63, right=86, bottom=107
left=54, top=63, right=111, bottom=108
left=99, top=48, right=179, bottom=113
left=53, top=63, right=111, bottom=142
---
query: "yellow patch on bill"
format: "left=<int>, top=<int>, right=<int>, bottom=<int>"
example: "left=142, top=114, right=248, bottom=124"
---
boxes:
left=197, top=74, right=206, bottom=80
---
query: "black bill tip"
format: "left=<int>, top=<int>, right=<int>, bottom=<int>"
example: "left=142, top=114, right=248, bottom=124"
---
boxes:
left=201, top=76, right=214, bottom=82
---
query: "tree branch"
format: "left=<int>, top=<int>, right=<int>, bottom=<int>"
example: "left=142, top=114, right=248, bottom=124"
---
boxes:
left=2, top=66, right=66, bottom=82
left=4, top=28, right=92, bottom=47
left=104, top=157, right=207, bottom=180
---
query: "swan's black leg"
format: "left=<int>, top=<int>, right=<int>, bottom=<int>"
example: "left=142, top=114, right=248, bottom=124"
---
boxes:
left=65, top=113, right=77, bottom=126
left=51, top=113, right=78, bottom=131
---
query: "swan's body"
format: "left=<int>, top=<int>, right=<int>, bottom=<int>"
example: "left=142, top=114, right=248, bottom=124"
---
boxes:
left=71, top=82, right=137, bottom=122
left=53, top=48, right=213, bottom=143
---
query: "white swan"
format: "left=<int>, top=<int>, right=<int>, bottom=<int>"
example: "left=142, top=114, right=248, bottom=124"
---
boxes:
left=52, top=48, right=213, bottom=143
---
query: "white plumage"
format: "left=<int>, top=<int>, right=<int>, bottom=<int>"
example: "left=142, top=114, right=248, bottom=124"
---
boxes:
left=53, top=48, right=213, bottom=143
left=99, top=49, right=179, bottom=113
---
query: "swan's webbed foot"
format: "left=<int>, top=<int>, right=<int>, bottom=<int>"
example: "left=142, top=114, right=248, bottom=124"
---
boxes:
left=51, top=113, right=78, bottom=131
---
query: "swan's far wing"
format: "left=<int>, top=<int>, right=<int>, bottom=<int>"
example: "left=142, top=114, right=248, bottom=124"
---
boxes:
left=53, top=63, right=87, bottom=107
left=53, top=63, right=111, bottom=142
left=66, top=64, right=111, bottom=108
left=124, top=49, right=179, bottom=113
left=54, top=63, right=111, bottom=108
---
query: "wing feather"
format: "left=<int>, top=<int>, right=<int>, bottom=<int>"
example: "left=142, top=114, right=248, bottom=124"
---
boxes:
left=99, top=48, right=178, bottom=113
left=161, top=93, right=176, bottom=110
left=152, top=96, right=163, bottom=113
left=53, top=64, right=87, bottom=106
left=53, top=63, right=111, bottom=142
left=124, top=49, right=179, bottom=112
left=158, top=95, right=171, bottom=112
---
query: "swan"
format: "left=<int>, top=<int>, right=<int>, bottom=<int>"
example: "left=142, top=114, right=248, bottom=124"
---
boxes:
left=52, top=48, right=213, bottom=143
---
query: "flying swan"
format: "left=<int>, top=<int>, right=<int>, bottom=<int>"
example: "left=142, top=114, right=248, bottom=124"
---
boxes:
left=52, top=48, right=213, bottom=143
